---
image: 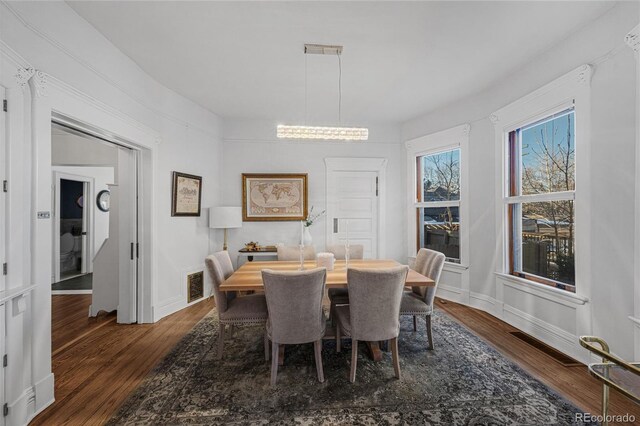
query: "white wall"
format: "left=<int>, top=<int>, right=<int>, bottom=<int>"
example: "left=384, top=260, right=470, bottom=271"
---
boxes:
left=0, top=1, right=223, bottom=424
left=402, top=2, right=639, bottom=361
left=222, top=119, right=404, bottom=265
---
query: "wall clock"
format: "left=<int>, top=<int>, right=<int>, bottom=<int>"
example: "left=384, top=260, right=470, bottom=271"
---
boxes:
left=97, top=190, right=110, bottom=212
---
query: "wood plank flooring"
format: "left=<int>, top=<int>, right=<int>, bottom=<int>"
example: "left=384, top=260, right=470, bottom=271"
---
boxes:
left=34, top=295, right=214, bottom=426
left=35, top=295, right=639, bottom=425
left=435, top=298, right=640, bottom=423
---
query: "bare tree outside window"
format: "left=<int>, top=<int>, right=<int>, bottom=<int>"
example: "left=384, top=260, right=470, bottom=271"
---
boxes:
left=418, top=149, right=461, bottom=262
left=515, top=110, right=575, bottom=288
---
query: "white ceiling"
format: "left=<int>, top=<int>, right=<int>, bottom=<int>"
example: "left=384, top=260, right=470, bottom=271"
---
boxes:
left=67, top=1, right=614, bottom=125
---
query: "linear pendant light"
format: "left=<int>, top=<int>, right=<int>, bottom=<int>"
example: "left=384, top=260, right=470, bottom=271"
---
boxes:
left=277, top=44, right=369, bottom=141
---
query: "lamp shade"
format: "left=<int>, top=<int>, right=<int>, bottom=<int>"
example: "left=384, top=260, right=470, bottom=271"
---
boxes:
left=209, top=207, right=242, bottom=229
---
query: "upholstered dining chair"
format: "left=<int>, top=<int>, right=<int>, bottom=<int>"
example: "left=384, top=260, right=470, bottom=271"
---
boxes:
left=262, top=267, right=327, bottom=386
left=326, top=244, right=364, bottom=314
left=400, top=248, right=446, bottom=349
left=205, top=251, right=268, bottom=360
left=276, top=245, right=317, bottom=261
left=334, top=266, right=409, bottom=383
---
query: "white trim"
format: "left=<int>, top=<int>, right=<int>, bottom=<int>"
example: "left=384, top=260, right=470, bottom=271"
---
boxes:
left=443, top=262, right=469, bottom=272
left=504, top=191, right=575, bottom=204
left=496, top=273, right=588, bottom=306
left=324, top=157, right=388, bottom=259
left=51, top=290, right=92, bottom=295
left=415, top=200, right=461, bottom=209
left=405, top=123, right=470, bottom=272
left=52, top=171, right=94, bottom=283
left=630, top=22, right=640, bottom=359
left=491, top=65, right=592, bottom=350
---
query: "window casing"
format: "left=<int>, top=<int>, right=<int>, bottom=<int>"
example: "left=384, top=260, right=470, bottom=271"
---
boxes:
left=505, top=108, right=576, bottom=292
left=415, top=148, right=461, bottom=263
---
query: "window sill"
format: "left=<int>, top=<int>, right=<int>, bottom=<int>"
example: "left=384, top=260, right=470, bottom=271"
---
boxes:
left=495, top=272, right=588, bottom=306
left=444, top=262, right=469, bottom=272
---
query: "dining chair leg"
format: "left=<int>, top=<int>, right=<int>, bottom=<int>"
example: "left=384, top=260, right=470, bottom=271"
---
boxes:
left=426, top=315, right=434, bottom=350
left=229, top=324, right=235, bottom=337
left=391, top=337, right=401, bottom=379
left=336, top=324, right=341, bottom=353
left=217, top=323, right=225, bottom=360
left=264, top=332, right=270, bottom=361
left=413, top=315, right=417, bottom=332
left=314, top=340, right=325, bottom=383
left=270, top=342, right=279, bottom=387
left=349, top=339, right=358, bottom=383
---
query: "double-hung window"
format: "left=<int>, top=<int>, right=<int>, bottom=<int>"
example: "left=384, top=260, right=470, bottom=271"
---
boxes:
left=506, top=108, right=576, bottom=292
left=415, top=148, right=461, bottom=263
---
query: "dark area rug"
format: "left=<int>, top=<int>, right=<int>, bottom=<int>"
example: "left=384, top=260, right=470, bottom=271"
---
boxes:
left=109, top=308, right=593, bottom=425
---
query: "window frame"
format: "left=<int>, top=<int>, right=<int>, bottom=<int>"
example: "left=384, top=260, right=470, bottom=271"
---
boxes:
left=491, top=64, right=592, bottom=299
left=505, top=107, right=576, bottom=292
left=405, top=124, right=470, bottom=267
left=415, top=147, right=462, bottom=263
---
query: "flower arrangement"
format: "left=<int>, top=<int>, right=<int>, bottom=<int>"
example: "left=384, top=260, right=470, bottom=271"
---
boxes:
left=304, top=206, right=326, bottom=228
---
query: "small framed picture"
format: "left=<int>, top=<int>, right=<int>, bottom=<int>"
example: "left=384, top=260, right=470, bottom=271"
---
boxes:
left=171, top=171, right=202, bottom=217
left=242, top=173, right=308, bottom=221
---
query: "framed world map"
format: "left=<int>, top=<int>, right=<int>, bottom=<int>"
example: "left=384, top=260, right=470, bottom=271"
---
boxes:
left=242, top=173, right=308, bottom=221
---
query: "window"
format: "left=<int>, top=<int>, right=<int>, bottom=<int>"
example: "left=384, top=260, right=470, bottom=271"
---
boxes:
left=506, top=108, right=576, bottom=292
left=416, top=148, right=461, bottom=263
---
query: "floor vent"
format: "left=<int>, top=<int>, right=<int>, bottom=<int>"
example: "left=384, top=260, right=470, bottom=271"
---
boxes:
left=509, top=331, right=582, bottom=367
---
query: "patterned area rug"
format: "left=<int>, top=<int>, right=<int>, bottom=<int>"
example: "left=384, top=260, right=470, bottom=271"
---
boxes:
left=109, top=308, right=592, bottom=425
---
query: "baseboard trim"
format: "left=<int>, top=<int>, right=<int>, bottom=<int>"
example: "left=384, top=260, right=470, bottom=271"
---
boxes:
left=52, top=289, right=92, bottom=295
left=437, top=292, right=587, bottom=364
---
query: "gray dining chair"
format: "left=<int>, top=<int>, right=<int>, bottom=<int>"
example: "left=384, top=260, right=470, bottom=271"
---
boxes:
left=205, top=251, right=269, bottom=360
left=400, top=248, right=446, bottom=349
left=334, top=266, right=409, bottom=383
left=262, top=267, right=327, bottom=386
left=276, top=245, right=316, bottom=261
left=326, top=244, right=364, bottom=315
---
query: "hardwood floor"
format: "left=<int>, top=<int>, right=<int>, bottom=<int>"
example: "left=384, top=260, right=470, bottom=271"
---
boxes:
left=34, top=295, right=214, bottom=426
left=35, top=295, right=639, bottom=425
left=435, top=298, right=640, bottom=423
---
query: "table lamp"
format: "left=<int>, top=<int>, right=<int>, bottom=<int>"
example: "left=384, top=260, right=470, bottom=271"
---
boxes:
left=209, top=206, right=242, bottom=251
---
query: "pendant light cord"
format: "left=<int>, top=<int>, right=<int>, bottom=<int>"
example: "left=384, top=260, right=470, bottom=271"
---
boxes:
left=337, top=51, right=342, bottom=124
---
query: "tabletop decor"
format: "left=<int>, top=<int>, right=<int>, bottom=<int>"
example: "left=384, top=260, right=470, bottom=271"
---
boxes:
left=171, top=171, right=202, bottom=217
left=242, top=173, right=308, bottom=221
left=244, top=241, right=261, bottom=251
left=302, top=206, right=325, bottom=245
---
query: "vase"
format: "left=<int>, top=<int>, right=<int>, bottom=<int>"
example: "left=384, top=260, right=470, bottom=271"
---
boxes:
left=303, top=227, right=313, bottom=246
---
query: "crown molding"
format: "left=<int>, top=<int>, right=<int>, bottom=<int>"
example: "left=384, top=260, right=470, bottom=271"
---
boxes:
left=32, top=70, right=48, bottom=97
left=15, top=67, right=35, bottom=88
left=625, top=24, right=639, bottom=53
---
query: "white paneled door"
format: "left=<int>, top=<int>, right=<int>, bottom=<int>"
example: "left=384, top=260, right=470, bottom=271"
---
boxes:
left=327, top=171, right=379, bottom=258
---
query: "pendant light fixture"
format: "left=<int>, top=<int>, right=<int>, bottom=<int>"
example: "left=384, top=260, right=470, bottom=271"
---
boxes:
left=277, top=44, right=369, bottom=141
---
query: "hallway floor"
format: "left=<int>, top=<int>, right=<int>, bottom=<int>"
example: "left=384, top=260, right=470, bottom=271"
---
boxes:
left=52, top=273, right=93, bottom=291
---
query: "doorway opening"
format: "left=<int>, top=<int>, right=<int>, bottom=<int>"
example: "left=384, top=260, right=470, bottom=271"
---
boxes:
left=53, top=176, right=92, bottom=289
left=50, top=121, right=139, bottom=353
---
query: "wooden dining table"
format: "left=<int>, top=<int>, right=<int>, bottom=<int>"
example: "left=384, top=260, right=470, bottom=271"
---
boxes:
left=220, top=259, right=435, bottom=362
left=220, top=259, right=435, bottom=291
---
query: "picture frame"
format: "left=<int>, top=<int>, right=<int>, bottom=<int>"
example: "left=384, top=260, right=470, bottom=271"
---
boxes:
left=242, top=173, right=308, bottom=221
left=171, top=171, right=202, bottom=217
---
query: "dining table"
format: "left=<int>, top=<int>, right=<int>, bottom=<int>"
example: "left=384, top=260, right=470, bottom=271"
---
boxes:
left=221, top=259, right=435, bottom=362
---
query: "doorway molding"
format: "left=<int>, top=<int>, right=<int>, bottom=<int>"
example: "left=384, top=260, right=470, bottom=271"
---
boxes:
left=52, top=171, right=94, bottom=283
left=324, top=157, right=387, bottom=259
